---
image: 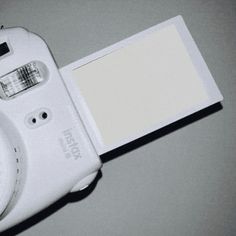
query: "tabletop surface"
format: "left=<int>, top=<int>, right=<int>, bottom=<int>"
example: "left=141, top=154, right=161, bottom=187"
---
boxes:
left=0, top=0, right=235, bottom=235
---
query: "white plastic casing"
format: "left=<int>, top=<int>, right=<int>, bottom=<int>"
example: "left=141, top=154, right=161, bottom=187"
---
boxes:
left=0, top=28, right=102, bottom=232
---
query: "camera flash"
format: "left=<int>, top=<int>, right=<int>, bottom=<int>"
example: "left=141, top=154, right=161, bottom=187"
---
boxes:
left=0, top=61, right=47, bottom=99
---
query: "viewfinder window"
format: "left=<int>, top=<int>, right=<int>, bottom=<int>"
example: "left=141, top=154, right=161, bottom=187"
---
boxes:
left=0, top=42, right=10, bottom=57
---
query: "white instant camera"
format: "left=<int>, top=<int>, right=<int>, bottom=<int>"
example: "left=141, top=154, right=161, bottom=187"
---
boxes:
left=0, top=16, right=223, bottom=232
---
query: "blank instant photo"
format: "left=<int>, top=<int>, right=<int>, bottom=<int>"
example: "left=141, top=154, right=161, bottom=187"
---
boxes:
left=60, top=16, right=223, bottom=155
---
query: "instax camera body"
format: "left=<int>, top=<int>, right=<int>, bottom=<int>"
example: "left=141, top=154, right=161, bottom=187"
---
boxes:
left=0, top=27, right=101, bottom=231
left=0, top=16, right=224, bottom=232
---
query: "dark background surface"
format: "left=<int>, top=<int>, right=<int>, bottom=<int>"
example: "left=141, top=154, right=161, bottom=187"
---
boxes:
left=0, top=0, right=235, bottom=235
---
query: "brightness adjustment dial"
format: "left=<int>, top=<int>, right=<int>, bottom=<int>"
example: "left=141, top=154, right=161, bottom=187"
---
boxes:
left=0, top=127, right=17, bottom=216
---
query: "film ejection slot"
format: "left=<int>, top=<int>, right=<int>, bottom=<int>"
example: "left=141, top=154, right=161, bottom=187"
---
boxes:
left=0, top=61, right=48, bottom=99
